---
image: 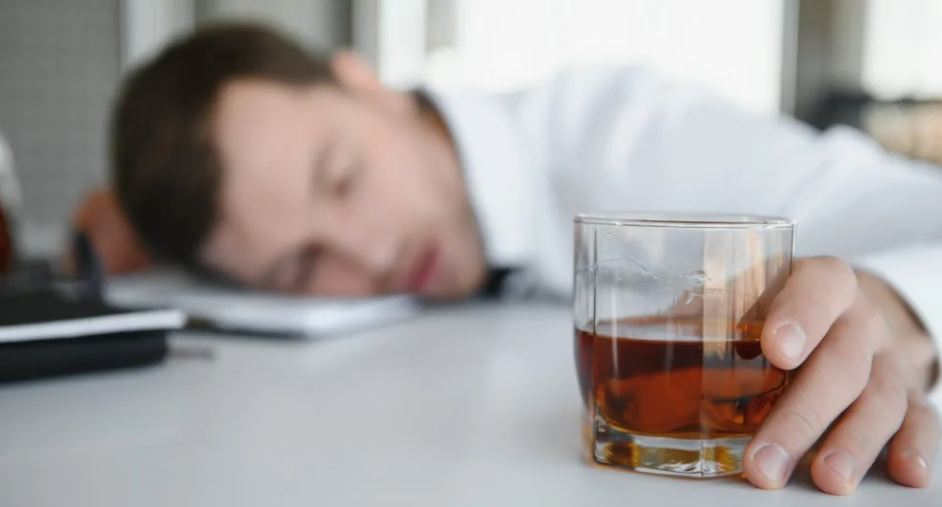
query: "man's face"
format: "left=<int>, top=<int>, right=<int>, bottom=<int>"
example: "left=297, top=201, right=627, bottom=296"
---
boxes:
left=200, top=66, right=487, bottom=299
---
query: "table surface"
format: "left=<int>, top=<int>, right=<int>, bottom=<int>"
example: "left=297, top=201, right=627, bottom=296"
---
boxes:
left=0, top=304, right=939, bottom=506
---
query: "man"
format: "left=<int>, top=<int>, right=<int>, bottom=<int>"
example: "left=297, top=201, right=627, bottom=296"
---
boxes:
left=77, top=24, right=940, bottom=494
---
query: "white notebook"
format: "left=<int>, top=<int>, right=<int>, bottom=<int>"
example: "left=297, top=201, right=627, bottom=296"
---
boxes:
left=105, top=269, right=420, bottom=337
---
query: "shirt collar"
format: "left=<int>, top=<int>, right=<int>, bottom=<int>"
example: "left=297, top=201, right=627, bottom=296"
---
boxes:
left=422, top=89, right=537, bottom=270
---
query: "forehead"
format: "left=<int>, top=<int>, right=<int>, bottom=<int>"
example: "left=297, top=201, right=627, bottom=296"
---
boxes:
left=213, top=79, right=328, bottom=157
left=200, top=80, right=335, bottom=279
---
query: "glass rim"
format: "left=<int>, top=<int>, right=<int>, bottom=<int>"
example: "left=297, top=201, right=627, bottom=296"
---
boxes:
left=574, top=211, right=796, bottom=229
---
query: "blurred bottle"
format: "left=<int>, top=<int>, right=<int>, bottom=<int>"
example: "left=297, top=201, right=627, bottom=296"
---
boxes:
left=0, top=130, right=18, bottom=274
left=0, top=204, right=12, bottom=274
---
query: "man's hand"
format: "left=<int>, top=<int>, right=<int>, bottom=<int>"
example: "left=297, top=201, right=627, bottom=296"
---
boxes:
left=744, top=256, right=940, bottom=494
left=69, top=188, right=152, bottom=275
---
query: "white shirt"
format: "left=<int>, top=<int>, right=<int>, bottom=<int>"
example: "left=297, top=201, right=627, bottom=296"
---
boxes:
left=430, top=65, right=942, bottom=351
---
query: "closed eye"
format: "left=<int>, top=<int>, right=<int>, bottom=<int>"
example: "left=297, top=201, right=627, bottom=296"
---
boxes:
left=334, top=162, right=360, bottom=198
left=312, top=141, right=336, bottom=196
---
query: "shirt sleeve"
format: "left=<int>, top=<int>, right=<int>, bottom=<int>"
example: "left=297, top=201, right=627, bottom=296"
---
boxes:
left=437, top=64, right=942, bottom=365
left=634, top=90, right=942, bottom=365
left=502, top=66, right=942, bottom=355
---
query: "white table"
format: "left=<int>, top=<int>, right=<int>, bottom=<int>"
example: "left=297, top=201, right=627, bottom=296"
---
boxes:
left=0, top=304, right=939, bottom=506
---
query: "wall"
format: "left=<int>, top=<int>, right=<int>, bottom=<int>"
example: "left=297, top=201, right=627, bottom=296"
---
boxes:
left=790, top=0, right=868, bottom=122
left=863, top=0, right=942, bottom=99
left=199, top=0, right=350, bottom=52
left=0, top=0, right=121, bottom=256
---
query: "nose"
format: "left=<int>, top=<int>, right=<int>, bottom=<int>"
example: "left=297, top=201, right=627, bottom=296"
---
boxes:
left=322, top=214, right=401, bottom=285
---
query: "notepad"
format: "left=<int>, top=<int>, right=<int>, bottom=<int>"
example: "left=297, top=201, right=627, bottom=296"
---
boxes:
left=105, top=269, right=420, bottom=337
left=0, top=289, right=186, bottom=343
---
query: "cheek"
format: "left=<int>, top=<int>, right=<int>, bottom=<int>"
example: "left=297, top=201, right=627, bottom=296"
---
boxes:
left=364, top=134, right=448, bottom=217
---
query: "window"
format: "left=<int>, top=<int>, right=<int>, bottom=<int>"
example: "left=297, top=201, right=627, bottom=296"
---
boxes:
left=361, top=0, right=788, bottom=114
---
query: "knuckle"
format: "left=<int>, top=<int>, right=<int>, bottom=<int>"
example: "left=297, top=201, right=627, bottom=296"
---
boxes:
left=783, top=407, right=827, bottom=442
left=818, top=256, right=857, bottom=286
left=904, top=395, right=942, bottom=438
left=858, top=309, right=890, bottom=341
left=842, top=356, right=873, bottom=389
left=866, top=373, right=905, bottom=403
left=776, top=257, right=858, bottom=330
left=773, top=306, right=821, bottom=337
left=844, top=300, right=892, bottom=351
left=798, top=299, right=834, bottom=326
left=777, top=296, right=833, bottom=334
left=844, top=428, right=878, bottom=456
left=831, top=337, right=873, bottom=387
left=863, top=377, right=908, bottom=425
left=854, top=299, right=880, bottom=324
left=908, top=395, right=938, bottom=423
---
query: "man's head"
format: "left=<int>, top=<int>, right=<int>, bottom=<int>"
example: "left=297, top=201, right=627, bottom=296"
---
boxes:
left=113, top=24, right=487, bottom=298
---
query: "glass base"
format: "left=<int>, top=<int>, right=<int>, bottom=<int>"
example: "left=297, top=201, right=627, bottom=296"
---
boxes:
left=592, top=430, right=749, bottom=478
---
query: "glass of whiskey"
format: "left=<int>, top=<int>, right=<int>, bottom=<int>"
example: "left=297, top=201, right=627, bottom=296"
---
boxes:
left=574, top=212, right=795, bottom=478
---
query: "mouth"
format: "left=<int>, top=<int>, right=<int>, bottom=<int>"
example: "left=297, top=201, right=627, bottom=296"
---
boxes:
left=405, top=243, right=443, bottom=295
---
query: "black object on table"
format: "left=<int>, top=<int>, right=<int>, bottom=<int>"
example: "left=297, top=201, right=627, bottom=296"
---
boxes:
left=0, top=232, right=181, bottom=383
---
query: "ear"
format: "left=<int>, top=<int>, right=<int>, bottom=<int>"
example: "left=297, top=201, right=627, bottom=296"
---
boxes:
left=331, top=51, right=415, bottom=117
left=331, top=51, right=383, bottom=94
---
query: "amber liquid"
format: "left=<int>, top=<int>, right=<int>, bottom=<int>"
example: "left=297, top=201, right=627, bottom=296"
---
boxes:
left=576, top=318, right=789, bottom=474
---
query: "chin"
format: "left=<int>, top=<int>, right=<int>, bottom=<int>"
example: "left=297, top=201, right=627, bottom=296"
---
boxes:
left=443, top=268, right=488, bottom=300
left=421, top=234, right=486, bottom=300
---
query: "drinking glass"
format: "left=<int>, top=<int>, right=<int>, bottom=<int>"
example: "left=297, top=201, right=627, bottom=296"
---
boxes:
left=574, top=212, right=795, bottom=477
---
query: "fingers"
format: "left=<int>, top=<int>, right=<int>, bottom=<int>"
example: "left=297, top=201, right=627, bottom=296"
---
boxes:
left=744, top=300, right=882, bottom=489
left=810, top=353, right=908, bottom=495
left=748, top=256, right=935, bottom=494
left=761, top=256, right=859, bottom=370
left=887, top=393, right=941, bottom=488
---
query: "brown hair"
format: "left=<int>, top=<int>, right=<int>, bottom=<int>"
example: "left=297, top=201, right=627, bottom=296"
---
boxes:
left=111, top=23, right=334, bottom=270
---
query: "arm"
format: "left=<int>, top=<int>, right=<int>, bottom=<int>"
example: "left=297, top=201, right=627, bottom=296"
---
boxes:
left=651, top=95, right=942, bottom=390
left=69, top=188, right=153, bottom=275
left=494, top=66, right=942, bottom=492
left=570, top=68, right=942, bottom=492
left=513, top=66, right=942, bottom=383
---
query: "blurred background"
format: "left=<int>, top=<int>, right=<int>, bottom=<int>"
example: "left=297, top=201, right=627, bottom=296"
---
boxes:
left=1, top=0, right=941, bottom=261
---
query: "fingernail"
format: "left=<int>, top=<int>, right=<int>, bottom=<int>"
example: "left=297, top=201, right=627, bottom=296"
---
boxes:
left=753, top=444, right=791, bottom=483
left=824, top=451, right=857, bottom=483
left=902, top=451, right=929, bottom=475
left=775, top=323, right=807, bottom=362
